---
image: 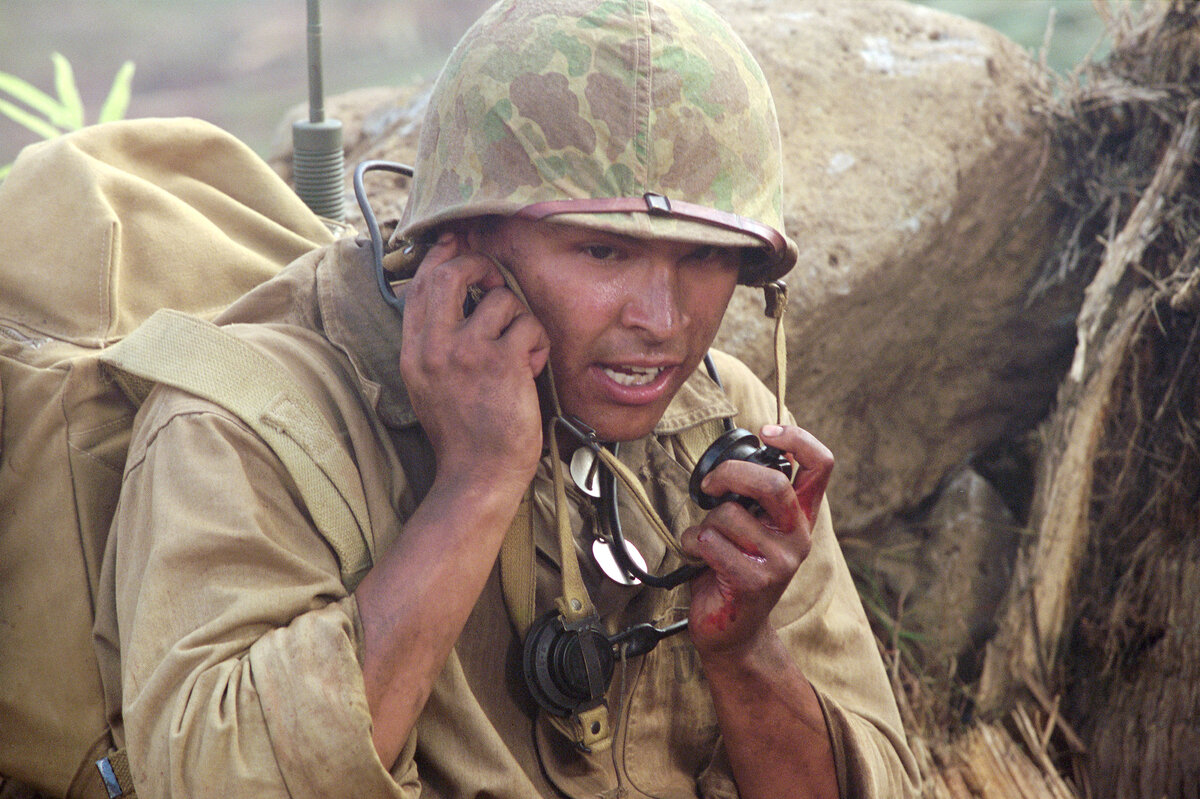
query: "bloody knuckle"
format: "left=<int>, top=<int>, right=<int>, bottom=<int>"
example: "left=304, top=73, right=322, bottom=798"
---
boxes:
left=767, top=475, right=794, bottom=506
left=744, top=569, right=771, bottom=594
left=812, top=445, right=835, bottom=472
left=780, top=549, right=803, bottom=574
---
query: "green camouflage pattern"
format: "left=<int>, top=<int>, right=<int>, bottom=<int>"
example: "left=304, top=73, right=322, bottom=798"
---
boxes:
left=397, top=0, right=797, bottom=283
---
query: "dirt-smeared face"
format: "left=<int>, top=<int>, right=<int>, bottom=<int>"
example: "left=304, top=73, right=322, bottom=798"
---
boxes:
left=475, top=216, right=739, bottom=442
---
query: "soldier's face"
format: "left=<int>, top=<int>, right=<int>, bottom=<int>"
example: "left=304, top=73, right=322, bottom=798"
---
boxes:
left=474, top=217, right=740, bottom=442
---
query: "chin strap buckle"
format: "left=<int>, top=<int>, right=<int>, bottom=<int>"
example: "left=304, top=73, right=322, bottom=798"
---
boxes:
left=763, top=279, right=788, bottom=319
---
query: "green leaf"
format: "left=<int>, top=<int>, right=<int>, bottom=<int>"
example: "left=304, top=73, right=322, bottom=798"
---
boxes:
left=0, top=69, right=64, bottom=124
left=98, top=61, right=135, bottom=123
left=51, top=52, right=84, bottom=129
left=0, top=96, right=64, bottom=140
left=0, top=162, right=12, bottom=183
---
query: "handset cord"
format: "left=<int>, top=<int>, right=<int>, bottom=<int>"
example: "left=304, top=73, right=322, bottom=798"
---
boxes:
left=352, top=159, right=414, bottom=314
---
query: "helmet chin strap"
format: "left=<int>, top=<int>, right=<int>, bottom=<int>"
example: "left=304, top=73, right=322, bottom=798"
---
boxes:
left=763, top=280, right=789, bottom=426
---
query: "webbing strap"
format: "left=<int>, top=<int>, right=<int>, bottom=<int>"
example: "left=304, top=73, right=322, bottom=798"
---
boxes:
left=548, top=422, right=596, bottom=624
left=101, top=309, right=374, bottom=590
left=498, top=491, right=537, bottom=636
left=481, top=256, right=595, bottom=626
left=95, top=750, right=135, bottom=798
left=764, top=281, right=789, bottom=426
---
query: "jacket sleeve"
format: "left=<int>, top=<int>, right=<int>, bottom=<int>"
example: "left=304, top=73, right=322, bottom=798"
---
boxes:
left=707, top=349, right=922, bottom=798
left=778, top=501, right=922, bottom=799
left=111, top=387, right=420, bottom=798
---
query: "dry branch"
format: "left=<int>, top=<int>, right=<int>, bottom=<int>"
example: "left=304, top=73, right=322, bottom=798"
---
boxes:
left=924, top=721, right=1081, bottom=799
left=977, top=98, right=1196, bottom=712
left=1068, top=99, right=1200, bottom=384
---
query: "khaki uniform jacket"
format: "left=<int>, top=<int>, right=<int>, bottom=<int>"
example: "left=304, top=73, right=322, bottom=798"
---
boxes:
left=95, top=238, right=920, bottom=798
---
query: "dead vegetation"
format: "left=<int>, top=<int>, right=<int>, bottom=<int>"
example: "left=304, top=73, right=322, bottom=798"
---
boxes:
left=885, top=2, right=1200, bottom=796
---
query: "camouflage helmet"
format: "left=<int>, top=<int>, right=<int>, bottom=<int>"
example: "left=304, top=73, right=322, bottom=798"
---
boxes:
left=396, top=0, right=797, bottom=285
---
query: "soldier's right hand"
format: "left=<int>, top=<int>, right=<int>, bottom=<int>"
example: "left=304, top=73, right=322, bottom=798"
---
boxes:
left=399, top=229, right=551, bottom=492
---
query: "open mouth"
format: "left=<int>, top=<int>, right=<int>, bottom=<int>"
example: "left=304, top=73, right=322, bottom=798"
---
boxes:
left=602, top=365, right=665, bottom=387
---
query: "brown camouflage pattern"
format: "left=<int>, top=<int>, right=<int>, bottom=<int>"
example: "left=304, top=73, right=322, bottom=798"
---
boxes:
left=397, top=0, right=797, bottom=283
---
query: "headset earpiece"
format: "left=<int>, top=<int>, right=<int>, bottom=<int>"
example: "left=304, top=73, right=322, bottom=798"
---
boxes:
left=522, top=610, right=615, bottom=717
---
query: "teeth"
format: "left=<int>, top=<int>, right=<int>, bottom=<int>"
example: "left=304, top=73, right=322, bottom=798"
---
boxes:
left=603, top=365, right=663, bottom=386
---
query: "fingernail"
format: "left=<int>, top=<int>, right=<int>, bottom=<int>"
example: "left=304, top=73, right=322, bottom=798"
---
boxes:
left=761, top=424, right=783, bottom=438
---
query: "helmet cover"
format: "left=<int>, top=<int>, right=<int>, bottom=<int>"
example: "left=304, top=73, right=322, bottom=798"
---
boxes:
left=397, top=0, right=797, bottom=284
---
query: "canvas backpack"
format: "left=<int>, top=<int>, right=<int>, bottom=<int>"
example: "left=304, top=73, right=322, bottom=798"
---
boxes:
left=0, top=118, right=373, bottom=798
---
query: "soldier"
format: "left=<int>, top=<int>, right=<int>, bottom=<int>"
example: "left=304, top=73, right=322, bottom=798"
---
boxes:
left=101, top=0, right=920, bottom=796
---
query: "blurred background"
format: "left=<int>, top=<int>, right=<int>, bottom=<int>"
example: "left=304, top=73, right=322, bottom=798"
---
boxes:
left=1, top=0, right=1112, bottom=169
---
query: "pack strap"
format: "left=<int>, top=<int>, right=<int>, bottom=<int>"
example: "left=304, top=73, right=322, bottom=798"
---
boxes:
left=547, top=420, right=598, bottom=625
left=498, top=491, right=536, bottom=636
left=95, top=750, right=135, bottom=798
left=101, top=309, right=374, bottom=590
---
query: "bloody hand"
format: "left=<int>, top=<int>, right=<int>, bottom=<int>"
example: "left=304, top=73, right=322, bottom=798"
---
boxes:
left=681, top=424, right=834, bottom=656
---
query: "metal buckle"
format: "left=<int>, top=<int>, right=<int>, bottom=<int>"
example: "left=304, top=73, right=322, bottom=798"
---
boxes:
left=95, top=755, right=128, bottom=798
left=643, top=192, right=672, bottom=215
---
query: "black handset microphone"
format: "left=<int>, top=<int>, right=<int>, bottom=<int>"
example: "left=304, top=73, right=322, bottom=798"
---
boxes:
left=687, top=353, right=792, bottom=513
left=688, top=428, right=792, bottom=512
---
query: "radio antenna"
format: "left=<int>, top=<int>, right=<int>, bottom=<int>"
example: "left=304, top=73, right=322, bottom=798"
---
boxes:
left=292, top=0, right=345, bottom=221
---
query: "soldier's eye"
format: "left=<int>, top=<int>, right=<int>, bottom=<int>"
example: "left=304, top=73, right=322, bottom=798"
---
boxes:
left=584, top=244, right=619, bottom=261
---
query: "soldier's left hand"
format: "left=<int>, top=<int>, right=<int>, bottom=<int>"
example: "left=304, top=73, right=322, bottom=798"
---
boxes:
left=680, top=424, right=834, bottom=656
